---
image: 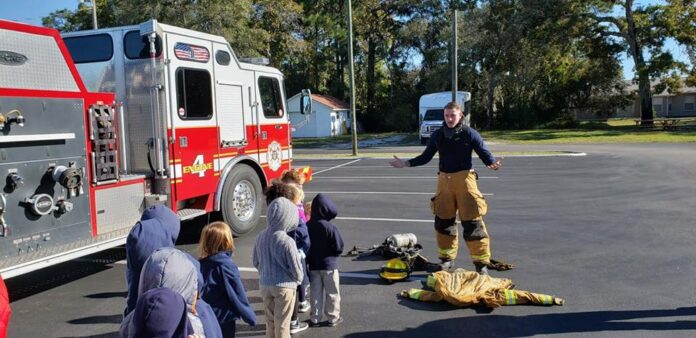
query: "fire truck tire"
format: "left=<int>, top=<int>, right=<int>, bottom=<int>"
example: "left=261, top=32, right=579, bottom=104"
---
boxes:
left=221, top=164, right=263, bottom=236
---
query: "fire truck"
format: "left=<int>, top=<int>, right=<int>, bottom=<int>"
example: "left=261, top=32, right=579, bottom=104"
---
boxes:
left=0, top=19, right=310, bottom=278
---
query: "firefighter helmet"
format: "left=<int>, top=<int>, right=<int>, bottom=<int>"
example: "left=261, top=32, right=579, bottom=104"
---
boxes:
left=379, top=258, right=410, bottom=282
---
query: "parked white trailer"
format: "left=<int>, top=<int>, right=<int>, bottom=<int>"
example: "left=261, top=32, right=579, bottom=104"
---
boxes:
left=418, top=91, right=470, bottom=144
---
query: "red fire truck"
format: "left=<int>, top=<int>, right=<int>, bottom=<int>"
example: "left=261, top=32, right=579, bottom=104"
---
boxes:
left=0, top=19, right=310, bottom=278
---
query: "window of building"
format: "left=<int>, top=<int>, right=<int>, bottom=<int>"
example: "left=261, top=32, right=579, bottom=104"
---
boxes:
left=685, top=103, right=695, bottom=111
left=63, top=34, right=113, bottom=63
left=124, top=31, right=162, bottom=59
left=258, top=76, right=284, bottom=118
left=175, top=68, right=213, bottom=120
left=653, top=104, right=663, bottom=113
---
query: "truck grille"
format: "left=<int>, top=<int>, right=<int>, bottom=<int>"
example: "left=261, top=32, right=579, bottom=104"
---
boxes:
left=428, top=125, right=441, bottom=133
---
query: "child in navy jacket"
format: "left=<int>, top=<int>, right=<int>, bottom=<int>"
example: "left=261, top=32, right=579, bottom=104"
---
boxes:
left=199, top=222, right=256, bottom=337
left=307, top=193, right=344, bottom=327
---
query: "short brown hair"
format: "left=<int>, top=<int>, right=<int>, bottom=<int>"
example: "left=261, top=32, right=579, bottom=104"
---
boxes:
left=264, top=181, right=303, bottom=204
left=199, top=221, right=235, bottom=259
left=281, top=170, right=305, bottom=185
left=444, top=102, right=461, bottom=111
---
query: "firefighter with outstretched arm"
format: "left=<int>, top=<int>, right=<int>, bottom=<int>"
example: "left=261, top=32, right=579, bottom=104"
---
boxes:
left=389, top=102, right=504, bottom=274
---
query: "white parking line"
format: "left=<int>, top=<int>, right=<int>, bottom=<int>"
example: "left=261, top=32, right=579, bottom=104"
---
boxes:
left=312, top=158, right=362, bottom=175
left=308, top=165, right=447, bottom=169
left=305, top=191, right=493, bottom=196
left=260, top=215, right=437, bottom=223
left=312, top=176, right=498, bottom=179
left=238, top=267, right=426, bottom=281
left=335, top=216, right=434, bottom=223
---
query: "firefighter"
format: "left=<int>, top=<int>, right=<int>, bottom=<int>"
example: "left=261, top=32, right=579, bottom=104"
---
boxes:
left=390, top=102, right=502, bottom=274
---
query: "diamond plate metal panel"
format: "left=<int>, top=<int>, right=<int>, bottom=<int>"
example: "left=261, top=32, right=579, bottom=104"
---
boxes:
left=0, top=29, right=79, bottom=92
left=95, top=182, right=145, bottom=234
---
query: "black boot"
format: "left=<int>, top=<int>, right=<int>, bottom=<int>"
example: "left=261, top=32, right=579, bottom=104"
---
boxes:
left=474, top=262, right=489, bottom=275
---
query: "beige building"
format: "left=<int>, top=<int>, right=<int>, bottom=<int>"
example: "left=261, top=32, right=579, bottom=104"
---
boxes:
left=615, top=81, right=696, bottom=118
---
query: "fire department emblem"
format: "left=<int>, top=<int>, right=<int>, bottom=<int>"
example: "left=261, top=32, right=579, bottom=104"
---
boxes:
left=267, top=141, right=282, bottom=171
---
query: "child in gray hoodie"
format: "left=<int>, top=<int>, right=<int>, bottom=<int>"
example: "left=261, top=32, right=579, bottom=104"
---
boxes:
left=253, top=197, right=304, bottom=338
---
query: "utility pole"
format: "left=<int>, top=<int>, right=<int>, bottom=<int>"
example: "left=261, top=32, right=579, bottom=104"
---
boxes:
left=347, top=0, right=358, bottom=156
left=451, top=3, right=457, bottom=103
left=79, top=0, right=98, bottom=30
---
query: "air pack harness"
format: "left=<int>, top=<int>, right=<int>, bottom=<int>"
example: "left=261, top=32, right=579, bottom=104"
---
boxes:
left=346, top=233, right=514, bottom=272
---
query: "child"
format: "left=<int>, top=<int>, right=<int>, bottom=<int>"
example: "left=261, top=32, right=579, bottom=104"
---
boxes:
left=306, top=193, right=344, bottom=327
left=281, top=170, right=308, bottom=223
left=199, top=222, right=256, bottom=337
left=129, top=287, right=193, bottom=338
left=253, top=197, right=303, bottom=338
left=120, top=248, right=222, bottom=338
left=264, top=183, right=311, bottom=334
left=124, top=205, right=180, bottom=316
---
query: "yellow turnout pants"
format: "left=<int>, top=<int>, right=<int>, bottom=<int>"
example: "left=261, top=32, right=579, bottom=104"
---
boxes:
left=430, top=170, right=490, bottom=264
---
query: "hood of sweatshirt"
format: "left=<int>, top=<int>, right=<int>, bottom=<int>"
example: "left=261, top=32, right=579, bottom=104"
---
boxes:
left=138, top=248, right=198, bottom=308
left=131, top=287, right=193, bottom=338
left=310, top=193, right=337, bottom=221
left=127, top=205, right=180, bottom=272
left=267, top=197, right=299, bottom=232
left=124, top=205, right=181, bottom=315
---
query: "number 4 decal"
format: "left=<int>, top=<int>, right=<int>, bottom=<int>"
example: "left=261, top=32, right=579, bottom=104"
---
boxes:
left=183, top=154, right=213, bottom=178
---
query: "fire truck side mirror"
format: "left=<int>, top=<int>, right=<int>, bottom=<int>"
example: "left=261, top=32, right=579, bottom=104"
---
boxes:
left=300, top=89, right=312, bottom=115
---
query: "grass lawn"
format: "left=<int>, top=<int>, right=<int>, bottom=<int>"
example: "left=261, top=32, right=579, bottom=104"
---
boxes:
left=291, top=119, right=696, bottom=149
left=292, top=132, right=419, bottom=147
left=482, top=119, right=696, bottom=143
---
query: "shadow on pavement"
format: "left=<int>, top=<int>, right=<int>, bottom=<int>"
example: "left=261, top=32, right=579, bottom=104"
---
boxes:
left=344, top=306, right=696, bottom=337
left=58, top=332, right=118, bottom=338
left=85, top=291, right=127, bottom=299
left=68, top=314, right=122, bottom=325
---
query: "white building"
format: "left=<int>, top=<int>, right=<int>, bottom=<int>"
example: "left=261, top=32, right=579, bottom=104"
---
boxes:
left=288, top=93, right=351, bottom=138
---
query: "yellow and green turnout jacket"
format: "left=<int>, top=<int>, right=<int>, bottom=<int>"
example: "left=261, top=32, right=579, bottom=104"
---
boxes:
left=403, top=269, right=563, bottom=308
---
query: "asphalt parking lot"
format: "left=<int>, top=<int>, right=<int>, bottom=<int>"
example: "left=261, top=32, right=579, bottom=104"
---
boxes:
left=6, top=143, right=696, bottom=337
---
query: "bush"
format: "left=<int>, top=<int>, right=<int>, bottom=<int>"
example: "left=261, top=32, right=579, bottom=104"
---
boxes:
left=539, top=115, right=579, bottom=129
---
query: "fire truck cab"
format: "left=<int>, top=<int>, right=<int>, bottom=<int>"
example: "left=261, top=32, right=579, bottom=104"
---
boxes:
left=0, top=19, right=305, bottom=278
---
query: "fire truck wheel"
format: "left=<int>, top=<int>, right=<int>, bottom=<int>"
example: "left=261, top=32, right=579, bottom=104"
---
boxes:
left=221, top=165, right=263, bottom=236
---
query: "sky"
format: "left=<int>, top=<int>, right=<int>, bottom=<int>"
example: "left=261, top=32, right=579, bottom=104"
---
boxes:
left=0, top=0, right=690, bottom=80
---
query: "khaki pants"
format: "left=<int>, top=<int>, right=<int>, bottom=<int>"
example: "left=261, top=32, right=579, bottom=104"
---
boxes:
left=262, top=286, right=296, bottom=338
left=431, top=170, right=491, bottom=264
left=309, top=269, right=341, bottom=324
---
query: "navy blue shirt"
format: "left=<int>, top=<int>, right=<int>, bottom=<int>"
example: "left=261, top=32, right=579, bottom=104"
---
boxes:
left=408, top=123, right=496, bottom=173
left=200, top=252, right=256, bottom=328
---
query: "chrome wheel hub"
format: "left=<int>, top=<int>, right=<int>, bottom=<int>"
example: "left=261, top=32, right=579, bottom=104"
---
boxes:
left=232, top=180, right=255, bottom=222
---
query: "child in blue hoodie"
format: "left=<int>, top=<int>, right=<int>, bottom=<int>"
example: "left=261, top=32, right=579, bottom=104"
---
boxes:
left=199, top=222, right=256, bottom=337
left=307, top=193, right=344, bottom=327
left=124, top=205, right=180, bottom=316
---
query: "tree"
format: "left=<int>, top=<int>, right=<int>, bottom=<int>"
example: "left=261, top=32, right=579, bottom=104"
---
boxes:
left=585, top=0, right=696, bottom=125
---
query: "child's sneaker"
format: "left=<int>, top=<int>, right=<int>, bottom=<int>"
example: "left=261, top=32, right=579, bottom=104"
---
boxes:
left=328, top=317, right=343, bottom=327
left=298, top=301, right=310, bottom=313
left=290, top=320, right=309, bottom=334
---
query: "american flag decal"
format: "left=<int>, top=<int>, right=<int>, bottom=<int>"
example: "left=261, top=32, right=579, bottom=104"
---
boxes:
left=174, top=43, right=210, bottom=63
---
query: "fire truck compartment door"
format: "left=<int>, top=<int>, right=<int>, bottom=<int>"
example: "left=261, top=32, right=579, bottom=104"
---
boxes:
left=212, top=42, right=246, bottom=147
left=167, top=35, right=219, bottom=201
left=255, top=72, right=290, bottom=174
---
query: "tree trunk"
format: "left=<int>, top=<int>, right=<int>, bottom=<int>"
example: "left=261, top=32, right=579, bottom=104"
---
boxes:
left=486, top=70, right=495, bottom=129
left=625, top=0, right=653, bottom=126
